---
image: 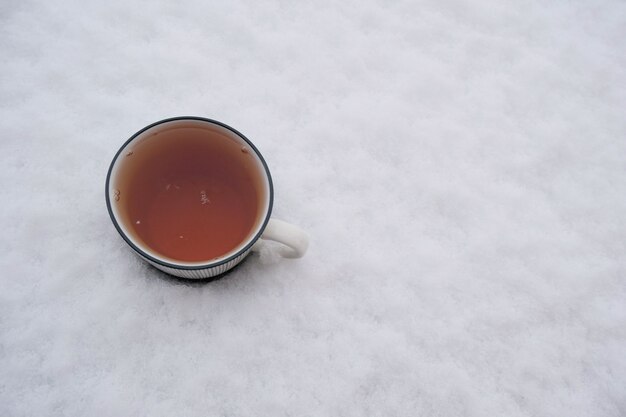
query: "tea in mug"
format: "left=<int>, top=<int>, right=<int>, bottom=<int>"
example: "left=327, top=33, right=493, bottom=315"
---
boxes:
left=114, top=125, right=264, bottom=262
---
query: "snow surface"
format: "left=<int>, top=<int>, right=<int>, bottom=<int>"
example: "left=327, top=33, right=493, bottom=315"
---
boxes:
left=1, top=0, right=625, bottom=416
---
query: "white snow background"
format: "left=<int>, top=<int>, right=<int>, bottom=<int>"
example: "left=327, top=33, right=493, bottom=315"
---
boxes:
left=1, top=0, right=625, bottom=415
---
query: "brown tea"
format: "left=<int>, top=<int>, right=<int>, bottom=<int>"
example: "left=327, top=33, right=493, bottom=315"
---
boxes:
left=113, top=122, right=266, bottom=262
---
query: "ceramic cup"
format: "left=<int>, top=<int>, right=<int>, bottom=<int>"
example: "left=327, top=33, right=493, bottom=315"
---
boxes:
left=105, top=116, right=308, bottom=279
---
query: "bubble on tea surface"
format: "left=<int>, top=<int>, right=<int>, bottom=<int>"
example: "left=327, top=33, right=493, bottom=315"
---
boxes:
left=136, top=220, right=141, bottom=225
left=113, top=189, right=120, bottom=201
left=200, top=190, right=210, bottom=205
left=241, top=146, right=249, bottom=154
left=126, top=151, right=134, bottom=156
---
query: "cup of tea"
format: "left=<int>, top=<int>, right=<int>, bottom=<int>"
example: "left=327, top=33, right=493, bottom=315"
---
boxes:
left=105, top=117, right=309, bottom=279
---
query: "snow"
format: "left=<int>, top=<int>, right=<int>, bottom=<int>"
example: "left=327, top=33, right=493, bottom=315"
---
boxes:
left=1, top=0, right=625, bottom=415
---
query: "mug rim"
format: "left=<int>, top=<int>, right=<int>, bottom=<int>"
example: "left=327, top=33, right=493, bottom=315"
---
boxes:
left=105, top=116, right=274, bottom=270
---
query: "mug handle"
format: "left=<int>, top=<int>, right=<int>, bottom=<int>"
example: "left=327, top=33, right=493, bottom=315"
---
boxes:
left=252, top=219, right=309, bottom=258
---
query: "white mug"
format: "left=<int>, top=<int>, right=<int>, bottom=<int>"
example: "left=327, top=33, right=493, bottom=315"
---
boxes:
left=105, top=117, right=308, bottom=279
